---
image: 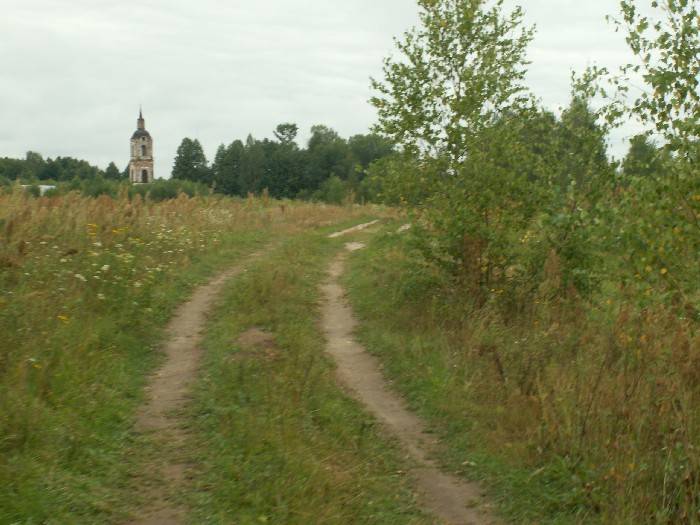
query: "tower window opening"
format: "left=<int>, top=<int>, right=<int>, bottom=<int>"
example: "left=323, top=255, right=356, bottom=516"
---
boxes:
left=141, top=169, right=148, bottom=183
left=141, top=145, right=147, bottom=156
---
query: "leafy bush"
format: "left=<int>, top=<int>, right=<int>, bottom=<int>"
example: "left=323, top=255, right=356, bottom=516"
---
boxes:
left=358, top=0, right=700, bottom=521
left=311, top=175, right=346, bottom=204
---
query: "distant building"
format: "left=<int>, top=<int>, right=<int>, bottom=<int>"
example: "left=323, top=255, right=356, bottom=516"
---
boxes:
left=21, top=184, right=56, bottom=196
left=129, top=109, right=154, bottom=183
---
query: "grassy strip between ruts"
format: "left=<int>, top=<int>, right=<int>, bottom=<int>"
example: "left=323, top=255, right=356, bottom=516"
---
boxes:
left=185, top=226, right=430, bottom=524
left=0, top=191, right=380, bottom=524
left=343, top=222, right=593, bottom=525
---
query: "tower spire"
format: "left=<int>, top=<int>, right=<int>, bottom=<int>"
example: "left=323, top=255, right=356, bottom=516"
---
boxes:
left=137, top=106, right=145, bottom=130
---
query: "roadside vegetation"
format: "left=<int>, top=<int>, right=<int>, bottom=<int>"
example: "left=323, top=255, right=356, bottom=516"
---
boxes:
left=342, top=0, right=700, bottom=523
left=0, top=189, right=371, bottom=523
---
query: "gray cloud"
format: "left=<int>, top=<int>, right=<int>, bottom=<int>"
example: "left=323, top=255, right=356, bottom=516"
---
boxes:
left=1, top=1, right=648, bottom=176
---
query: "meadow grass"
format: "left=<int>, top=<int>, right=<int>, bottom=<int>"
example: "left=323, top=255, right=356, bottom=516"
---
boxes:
left=0, top=189, right=377, bottom=523
left=184, top=228, right=429, bottom=524
left=345, top=222, right=700, bottom=524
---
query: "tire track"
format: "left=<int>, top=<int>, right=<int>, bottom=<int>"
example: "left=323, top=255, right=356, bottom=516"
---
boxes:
left=321, top=244, right=498, bottom=525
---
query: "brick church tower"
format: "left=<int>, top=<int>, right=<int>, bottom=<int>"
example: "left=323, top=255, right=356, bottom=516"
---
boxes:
left=129, top=109, right=154, bottom=183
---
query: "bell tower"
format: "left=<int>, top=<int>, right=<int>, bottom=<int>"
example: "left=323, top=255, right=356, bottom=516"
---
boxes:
left=129, top=108, right=154, bottom=183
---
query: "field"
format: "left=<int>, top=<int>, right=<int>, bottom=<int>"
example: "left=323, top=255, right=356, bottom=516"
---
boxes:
left=2, top=181, right=700, bottom=524
left=0, top=190, right=392, bottom=523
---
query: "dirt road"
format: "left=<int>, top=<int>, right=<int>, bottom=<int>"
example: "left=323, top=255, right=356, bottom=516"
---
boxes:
left=126, top=254, right=261, bottom=525
left=125, top=225, right=496, bottom=524
left=320, top=244, right=497, bottom=525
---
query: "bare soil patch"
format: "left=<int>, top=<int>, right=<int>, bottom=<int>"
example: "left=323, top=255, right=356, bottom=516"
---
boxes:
left=230, top=327, right=280, bottom=362
left=321, top=248, right=498, bottom=525
left=327, top=220, right=379, bottom=238
left=344, top=241, right=367, bottom=252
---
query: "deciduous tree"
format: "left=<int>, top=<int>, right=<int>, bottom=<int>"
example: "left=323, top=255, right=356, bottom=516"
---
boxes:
left=172, top=138, right=210, bottom=183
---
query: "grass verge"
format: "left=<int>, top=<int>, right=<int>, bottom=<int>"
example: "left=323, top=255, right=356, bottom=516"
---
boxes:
left=344, top=223, right=595, bottom=524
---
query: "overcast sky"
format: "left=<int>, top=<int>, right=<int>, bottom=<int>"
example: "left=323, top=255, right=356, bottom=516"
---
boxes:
left=1, top=1, right=647, bottom=177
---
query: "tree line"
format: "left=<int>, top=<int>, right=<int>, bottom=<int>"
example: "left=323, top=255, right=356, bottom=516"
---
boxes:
left=0, top=152, right=122, bottom=184
left=0, top=119, right=669, bottom=206
left=171, top=123, right=394, bottom=202
left=0, top=124, right=396, bottom=204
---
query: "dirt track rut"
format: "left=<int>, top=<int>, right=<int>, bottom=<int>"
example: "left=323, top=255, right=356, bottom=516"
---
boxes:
left=125, top=224, right=496, bottom=524
left=126, top=254, right=260, bottom=525
left=321, top=247, right=497, bottom=525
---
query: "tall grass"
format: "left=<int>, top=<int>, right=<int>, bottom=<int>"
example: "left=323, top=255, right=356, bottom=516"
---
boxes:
left=0, top=188, right=374, bottom=523
left=346, top=225, right=700, bottom=524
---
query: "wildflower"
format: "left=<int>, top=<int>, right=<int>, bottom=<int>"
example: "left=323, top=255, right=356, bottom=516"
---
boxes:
left=660, top=268, right=668, bottom=275
left=57, top=314, right=70, bottom=323
left=93, top=241, right=102, bottom=247
left=97, top=293, right=106, bottom=300
left=74, top=273, right=87, bottom=282
left=60, top=258, right=68, bottom=263
left=101, top=264, right=110, bottom=272
left=134, top=281, right=142, bottom=288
